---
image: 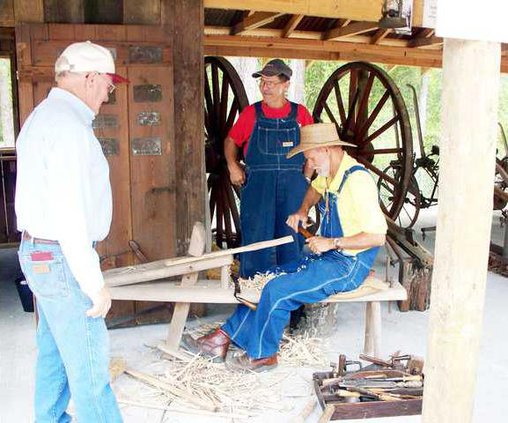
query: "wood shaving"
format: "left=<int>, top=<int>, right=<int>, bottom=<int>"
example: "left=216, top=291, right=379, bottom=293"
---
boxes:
left=231, top=271, right=281, bottom=292
left=120, top=324, right=329, bottom=418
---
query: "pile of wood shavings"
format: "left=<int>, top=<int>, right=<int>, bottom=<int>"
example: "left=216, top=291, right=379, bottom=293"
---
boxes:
left=231, top=271, right=281, bottom=291
left=122, top=349, right=292, bottom=419
left=185, top=322, right=329, bottom=368
left=279, top=334, right=330, bottom=368
left=120, top=326, right=328, bottom=418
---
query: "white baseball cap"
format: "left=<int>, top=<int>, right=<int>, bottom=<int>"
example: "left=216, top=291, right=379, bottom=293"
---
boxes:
left=55, top=41, right=128, bottom=83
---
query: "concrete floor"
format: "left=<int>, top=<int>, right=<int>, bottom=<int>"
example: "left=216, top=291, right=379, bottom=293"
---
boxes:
left=1, top=209, right=507, bottom=422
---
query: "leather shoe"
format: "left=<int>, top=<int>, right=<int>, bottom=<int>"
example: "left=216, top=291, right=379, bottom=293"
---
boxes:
left=181, top=328, right=230, bottom=362
left=227, top=352, right=278, bottom=372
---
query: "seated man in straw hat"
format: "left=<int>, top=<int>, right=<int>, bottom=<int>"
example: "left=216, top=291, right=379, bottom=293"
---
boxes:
left=183, top=123, right=387, bottom=371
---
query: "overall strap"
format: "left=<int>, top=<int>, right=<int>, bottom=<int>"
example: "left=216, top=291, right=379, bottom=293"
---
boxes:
left=253, top=101, right=264, bottom=118
left=288, top=102, right=298, bottom=120
left=337, top=165, right=369, bottom=194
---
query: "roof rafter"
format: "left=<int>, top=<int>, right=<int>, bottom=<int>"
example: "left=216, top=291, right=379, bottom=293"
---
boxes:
left=323, top=21, right=378, bottom=41
left=282, top=14, right=304, bottom=38
left=370, top=28, right=391, bottom=45
left=408, top=36, right=444, bottom=49
left=231, top=11, right=284, bottom=35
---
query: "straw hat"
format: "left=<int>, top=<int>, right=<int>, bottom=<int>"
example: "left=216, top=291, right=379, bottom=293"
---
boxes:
left=287, top=123, right=356, bottom=158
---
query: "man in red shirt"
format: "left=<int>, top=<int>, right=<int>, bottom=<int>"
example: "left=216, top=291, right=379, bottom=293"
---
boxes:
left=224, top=59, right=313, bottom=277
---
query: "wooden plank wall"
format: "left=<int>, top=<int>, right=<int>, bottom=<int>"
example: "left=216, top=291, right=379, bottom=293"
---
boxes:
left=3, top=1, right=206, bottom=323
left=2, top=1, right=206, bottom=255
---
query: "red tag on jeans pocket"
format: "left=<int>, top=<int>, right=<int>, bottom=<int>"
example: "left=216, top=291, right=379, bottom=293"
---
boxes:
left=30, top=251, right=53, bottom=261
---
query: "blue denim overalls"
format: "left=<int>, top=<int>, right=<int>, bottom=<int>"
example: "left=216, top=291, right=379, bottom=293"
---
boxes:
left=223, top=165, right=380, bottom=358
left=239, top=101, right=308, bottom=278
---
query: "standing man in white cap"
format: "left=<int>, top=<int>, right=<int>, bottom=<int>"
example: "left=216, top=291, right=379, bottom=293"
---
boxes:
left=224, top=58, right=314, bottom=279
left=184, top=123, right=387, bottom=371
left=15, top=41, right=127, bottom=422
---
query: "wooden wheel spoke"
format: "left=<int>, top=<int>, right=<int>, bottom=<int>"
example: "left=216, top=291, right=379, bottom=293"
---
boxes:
left=334, top=82, right=347, bottom=127
left=225, top=181, right=240, bottom=234
left=221, top=179, right=233, bottom=241
left=356, top=156, right=398, bottom=187
left=357, top=90, right=390, bottom=141
left=362, top=114, right=400, bottom=146
left=344, top=88, right=359, bottom=133
left=204, top=74, right=215, bottom=127
left=219, top=74, right=230, bottom=136
left=356, top=72, right=375, bottom=129
left=323, top=102, right=339, bottom=126
left=224, top=100, right=239, bottom=135
left=211, top=63, right=220, bottom=130
left=366, top=147, right=404, bottom=155
left=348, top=68, right=358, bottom=105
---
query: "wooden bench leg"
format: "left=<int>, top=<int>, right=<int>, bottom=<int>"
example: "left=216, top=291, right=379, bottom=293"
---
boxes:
left=165, top=271, right=199, bottom=350
left=363, top=301, right=381, bottom=357
left=165, top=222, right=206, bottom=350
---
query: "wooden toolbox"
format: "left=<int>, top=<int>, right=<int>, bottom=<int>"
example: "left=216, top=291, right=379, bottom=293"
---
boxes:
left=313, top=354, right=424, bottom=420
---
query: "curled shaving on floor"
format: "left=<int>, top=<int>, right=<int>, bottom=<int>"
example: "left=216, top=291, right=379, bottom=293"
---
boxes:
left=114, top=320, right=329, bottom=418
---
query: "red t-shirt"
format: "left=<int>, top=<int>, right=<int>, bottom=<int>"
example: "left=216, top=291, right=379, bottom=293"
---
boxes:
left=228, top=102, right=314, bottom=155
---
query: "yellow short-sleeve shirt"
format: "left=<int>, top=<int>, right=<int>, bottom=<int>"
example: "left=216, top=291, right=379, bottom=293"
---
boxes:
left=311, top=152, right=388, bottom=255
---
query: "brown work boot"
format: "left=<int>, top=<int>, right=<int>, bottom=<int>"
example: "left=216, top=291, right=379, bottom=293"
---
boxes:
left=227, top=352, right=278, bottom=372
left=181, top=328, right=230, bottom=362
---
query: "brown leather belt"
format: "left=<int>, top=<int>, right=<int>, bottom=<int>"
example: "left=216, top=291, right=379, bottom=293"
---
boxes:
left=22, top=231, right=59, bottom=245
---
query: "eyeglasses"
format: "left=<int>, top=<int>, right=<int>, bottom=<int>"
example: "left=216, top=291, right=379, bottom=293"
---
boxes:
left=106, top=81, right=116, bottom=94
left=258, top=79, right=284, bottom=88
left=83, top=72, right=116, bottom=94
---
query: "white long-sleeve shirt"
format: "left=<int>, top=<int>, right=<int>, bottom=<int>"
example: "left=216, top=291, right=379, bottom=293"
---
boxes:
left=15, top=87, right=112, bottom=298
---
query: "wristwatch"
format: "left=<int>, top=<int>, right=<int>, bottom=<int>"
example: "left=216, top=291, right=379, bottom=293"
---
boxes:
left=333, top=237, right=343, bottom=251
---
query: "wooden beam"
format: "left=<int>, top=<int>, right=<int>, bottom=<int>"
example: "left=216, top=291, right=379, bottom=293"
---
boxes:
left=164, top=0, right=206, bottom=255
left=422, top=39, right=500, bottom=423
left=84, top=0, right=123, bottom=24
left=323, top=21, right=378, bottom=41
left=14, top=0, right=43, bottom=22
left=409, top=36, right=444, bottom=49
left=44, top=0, right=84, bottom=23
left=231, top=11, right=283, bottom=35
left=370, top=28, right=391, bottom=45
left=205, top=26, right=408, bottom=46
left=204, top=0, right=427, bottom=27
left=124, top=0, right=161, bottom=24
left=0, top=0, right=14, bottom=27
left=205, top=34, right=444, bottom=69
left=282, top=14, right=304, bottom=38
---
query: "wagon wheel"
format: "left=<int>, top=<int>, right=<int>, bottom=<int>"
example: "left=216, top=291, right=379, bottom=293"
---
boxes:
left=312, top=61, right=413, bottom=220
left=494, top=156, right=508, bottom=210
left=204, top=57, right=249, bottom=248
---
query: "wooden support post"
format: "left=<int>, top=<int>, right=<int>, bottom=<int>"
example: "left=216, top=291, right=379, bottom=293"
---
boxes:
left=422, top=39, right=500, bottom=423
left=166, top=222, right=206, bottom=350
left=363, top=301, right=381, bottom=357
left=163, top=0, right=205, bottom=255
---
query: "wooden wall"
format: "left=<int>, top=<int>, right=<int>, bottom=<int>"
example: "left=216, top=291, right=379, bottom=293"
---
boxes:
left=1, top=1, right=205, bottom=323
left=0, top=1, right=205, bottom=256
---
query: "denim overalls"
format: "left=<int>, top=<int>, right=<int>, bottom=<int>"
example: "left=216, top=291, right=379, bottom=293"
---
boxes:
left=239, top=101, right=308, bottom=278
left=223, top=165, right=380, bottom=359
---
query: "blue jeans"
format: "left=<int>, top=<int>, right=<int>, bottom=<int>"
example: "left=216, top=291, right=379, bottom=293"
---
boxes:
left=223, top=252, right=372, bottom=359
left=18, top=239, right=122, bottom=423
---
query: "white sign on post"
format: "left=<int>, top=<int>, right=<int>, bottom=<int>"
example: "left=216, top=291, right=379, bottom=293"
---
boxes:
left=422, top=0, right=437, bottom=29
left=435, top=0, right=508, bottom=43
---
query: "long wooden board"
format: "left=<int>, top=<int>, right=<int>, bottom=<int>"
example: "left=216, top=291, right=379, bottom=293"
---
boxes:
left=110, top=280, right=407, bottom=304
left=103, top=235, right=294, bottom=286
